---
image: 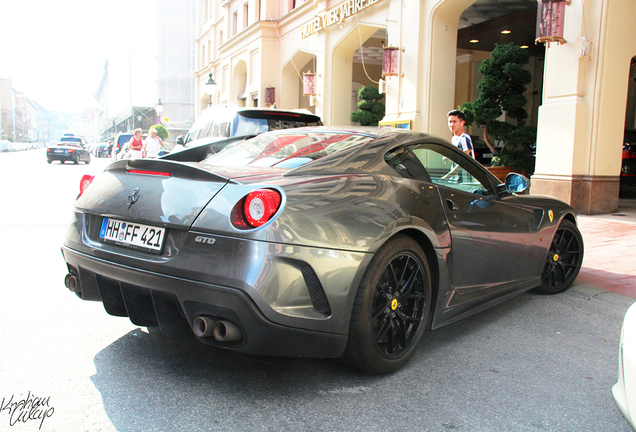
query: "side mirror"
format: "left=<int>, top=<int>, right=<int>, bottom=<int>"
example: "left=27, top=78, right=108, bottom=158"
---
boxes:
left=176, top=135, right=184, bottom=145
left=505, top=173, right=529, bottom=194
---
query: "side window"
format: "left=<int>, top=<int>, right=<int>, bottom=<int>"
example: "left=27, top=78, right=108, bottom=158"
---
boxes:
left=410, top=143, right=494, bottom=195
left=202, top=121, right=215, bottom=139
left=385, top=146, right=431, bottom=182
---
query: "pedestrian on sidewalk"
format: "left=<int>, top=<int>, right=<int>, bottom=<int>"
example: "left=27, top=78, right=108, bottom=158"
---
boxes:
left=448, top=109, right=475, bottom=158
left=127, top=128, right=144, bottom=159
left=144, top=129, right=165, bottom=158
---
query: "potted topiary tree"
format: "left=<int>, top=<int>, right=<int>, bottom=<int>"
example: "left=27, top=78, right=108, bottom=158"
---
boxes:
left=148, top=124, right=169, bottom=141
left=460, top=43, right=536, bottom=180
left=351, top=86, right=385, bottom=126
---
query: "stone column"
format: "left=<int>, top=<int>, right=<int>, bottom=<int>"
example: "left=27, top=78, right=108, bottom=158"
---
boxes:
left=531, top=0, right=636, bottom=214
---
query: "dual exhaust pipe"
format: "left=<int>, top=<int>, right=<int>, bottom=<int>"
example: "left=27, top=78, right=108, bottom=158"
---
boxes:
left=64, top=273, right=80, bottom=293
left=64, top=274, right=242, bottom=343
left=193, top=316, right=242, bottom=342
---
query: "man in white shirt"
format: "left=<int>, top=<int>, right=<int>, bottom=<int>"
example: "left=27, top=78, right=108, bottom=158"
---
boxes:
left=144, top=129, right=164, bottom=158
left=447, top=109, right=474, bottom=158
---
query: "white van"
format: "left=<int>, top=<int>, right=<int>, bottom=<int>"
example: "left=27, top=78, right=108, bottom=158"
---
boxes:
left=176, top=104, right=322, bottom=150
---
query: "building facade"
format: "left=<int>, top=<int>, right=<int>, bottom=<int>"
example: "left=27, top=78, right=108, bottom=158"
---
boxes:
left=0, top=74, right=82, bottom=144
left=96, top=0, right=196, bottom=143
left=0, top=77, right=29, bottom=142
left=195, top=0, right=636, bottom=215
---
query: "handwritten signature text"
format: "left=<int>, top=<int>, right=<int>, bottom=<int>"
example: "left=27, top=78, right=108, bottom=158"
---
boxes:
left=0, top=392, right=55, bottom=430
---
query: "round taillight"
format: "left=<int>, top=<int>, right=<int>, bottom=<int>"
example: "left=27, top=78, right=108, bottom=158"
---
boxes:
left=78, top=174, right=95, bottom=199
left=243, top=189, right=281, bottom=227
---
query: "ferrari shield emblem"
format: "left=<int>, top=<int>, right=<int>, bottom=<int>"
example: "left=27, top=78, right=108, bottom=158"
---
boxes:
left=548, top=210, right=554, bottom=223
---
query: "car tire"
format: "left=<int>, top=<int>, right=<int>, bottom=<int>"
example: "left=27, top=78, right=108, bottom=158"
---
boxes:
left=73, top=155, right=79, bottom=164
left=47, top=159, right=51, bottom=164
left=533, top=219, right=584, bottom=295
left=344, top=235, right=431, bottom=374
left=85, top=155, right=91, bottom=164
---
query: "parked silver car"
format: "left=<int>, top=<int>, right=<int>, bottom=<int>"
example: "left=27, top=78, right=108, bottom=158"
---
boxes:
left=61, top=127, right=583, bottom=374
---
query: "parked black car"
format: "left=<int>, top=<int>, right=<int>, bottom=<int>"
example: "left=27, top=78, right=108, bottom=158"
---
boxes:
left=470, top=135, right=497, bottom=166
left=94, top=142, right=112, bottom=158
left=46, top=137, right=91, bottom=164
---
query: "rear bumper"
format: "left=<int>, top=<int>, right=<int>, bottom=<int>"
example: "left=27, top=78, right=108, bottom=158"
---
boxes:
left=61, top=245, right=348, bottom=358
left=48, top=153, right=77, bottom=162
left=621, top=160, right=636, bottom=184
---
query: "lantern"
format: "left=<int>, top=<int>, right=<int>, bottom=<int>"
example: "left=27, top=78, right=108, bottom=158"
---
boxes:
left=265, top=87, right=276, bottom=105
left=303, top=73, right=316, bottom=96
left=382, top=46, right=400, bottom=77
left=535, top=0, right=569, bottom=45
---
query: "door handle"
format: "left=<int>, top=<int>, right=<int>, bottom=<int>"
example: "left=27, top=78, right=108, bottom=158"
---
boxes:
left=446, top=199, right=459, bottom=211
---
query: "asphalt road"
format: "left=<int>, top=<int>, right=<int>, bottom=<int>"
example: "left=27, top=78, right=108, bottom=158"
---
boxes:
left=0, top=148, right=634, bottom=432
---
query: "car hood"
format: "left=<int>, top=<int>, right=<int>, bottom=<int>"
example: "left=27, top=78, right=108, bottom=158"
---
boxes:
left=75, top=159, right=288, bottom=230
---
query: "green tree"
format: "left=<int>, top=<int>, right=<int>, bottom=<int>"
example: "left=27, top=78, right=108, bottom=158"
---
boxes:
left=148, top=124, right=168, bottom=141
left=350, top=86, right=385, bottom=126
left=460, top=43, right=535, bottom=171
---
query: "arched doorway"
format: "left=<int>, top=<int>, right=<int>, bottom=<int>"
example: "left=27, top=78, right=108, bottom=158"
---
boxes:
left=627, top=58, right=636, bottom=130
left=621, top=57, right=636, bottom=186
left=453, top=1, right=542, bottom=167
left=232, top=60, right=248, bottom=107
left=282, top=50, right=316, bottom=112
left=330, top=24, right=384, bottom=126
left=350, top=29, right=387, bottom=124
left=200, top=94, right=211, bottom=113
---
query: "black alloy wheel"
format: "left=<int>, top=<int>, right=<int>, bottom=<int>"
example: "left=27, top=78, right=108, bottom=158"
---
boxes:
left=534, top=219, right=584, bottom=294
left=344, top=235, right=431, bottom=374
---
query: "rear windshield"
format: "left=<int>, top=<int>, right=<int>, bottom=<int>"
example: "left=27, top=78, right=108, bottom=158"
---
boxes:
left=61, top=137, right=81, bottom=143
left=118, top=135, right=132, bottom=145
left=201, top=132, right=372, bottom=169
left=232, top=115, right=321, bottom=137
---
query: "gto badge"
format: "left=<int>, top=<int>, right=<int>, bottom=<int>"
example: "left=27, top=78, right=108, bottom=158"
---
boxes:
left=195, top=236, right=216, bottom=245
left=548, top=210, right=554, bottom=223
left=127, top=188, right=140, bottom=208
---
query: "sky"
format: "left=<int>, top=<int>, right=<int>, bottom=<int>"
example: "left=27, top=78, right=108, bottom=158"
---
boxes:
left=0, top=1, right=110, bottom=112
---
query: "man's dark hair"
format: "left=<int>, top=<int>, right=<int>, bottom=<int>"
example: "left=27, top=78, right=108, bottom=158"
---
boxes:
left=447, top=109, right=465, bottom=120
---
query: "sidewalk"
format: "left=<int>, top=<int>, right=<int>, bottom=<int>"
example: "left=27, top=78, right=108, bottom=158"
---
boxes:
left=575, top=195, right=636, bottom=298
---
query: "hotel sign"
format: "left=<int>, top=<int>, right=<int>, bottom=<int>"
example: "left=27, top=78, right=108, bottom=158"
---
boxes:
left=301, top=0, right=384, bottom=39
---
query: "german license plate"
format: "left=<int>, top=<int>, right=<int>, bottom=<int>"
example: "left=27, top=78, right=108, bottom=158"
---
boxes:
left=99, top=218, right=165, bottom=252
left=54, top=149, right=64, bottom=153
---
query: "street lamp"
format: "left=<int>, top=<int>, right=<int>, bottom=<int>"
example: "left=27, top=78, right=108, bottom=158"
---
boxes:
left=156, top=99, right=164, bottom=124
left=205, top=73, right=217, bottom=107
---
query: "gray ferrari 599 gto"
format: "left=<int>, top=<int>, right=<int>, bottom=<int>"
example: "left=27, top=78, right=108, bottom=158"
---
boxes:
left=61, top=127, right=583, bottom=374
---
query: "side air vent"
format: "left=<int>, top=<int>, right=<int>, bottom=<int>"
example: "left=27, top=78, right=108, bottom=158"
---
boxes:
left=300, top=264, right=331, bottom=316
